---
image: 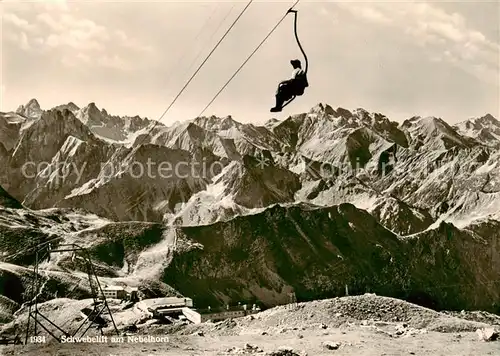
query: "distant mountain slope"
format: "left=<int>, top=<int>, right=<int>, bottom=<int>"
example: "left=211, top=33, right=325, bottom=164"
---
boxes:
left=163, top=203, right=500, bottom=312
left=0, top=204, right=181, bottom=322
left=0, top=199, right=497, bottom=315
left=0, top=99, right=498, bottom=234
left=454, top=114, right=500, bottom=148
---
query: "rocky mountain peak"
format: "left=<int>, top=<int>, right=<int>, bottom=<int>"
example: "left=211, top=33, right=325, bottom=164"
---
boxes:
left=453, top=114, right=500, bottom=148
left=85, top=102, right=101, bottom=114
left=15, top=98, right=42, bottom=119
left=52, top=102, right=80, bottom=114
left=193, top=115, right=240, bottom=131
left=464, top=114, right=500, bottom=130
left=400, top=115, right=478, bottom=150
left=479, top=113, right=499, bottom=124
left=353, top=107, right=370, bottom=119
left=336, top=107, right=353, bottom=118
left=67, top=101, right=79, bottom=110
left=309, top=103, right=336, bottom=116
left=402, top=116, right=454, bottom=136
left=26, top=98, right=40, bottom=107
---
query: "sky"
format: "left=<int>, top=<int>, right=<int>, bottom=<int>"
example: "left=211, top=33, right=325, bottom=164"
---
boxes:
left=1, top=0, right=499, bottom=125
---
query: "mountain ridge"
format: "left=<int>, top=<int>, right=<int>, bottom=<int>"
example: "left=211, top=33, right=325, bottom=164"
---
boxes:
left=0, top=98, right=498, bottom=320
left=1, top=99, right=498, bottom=230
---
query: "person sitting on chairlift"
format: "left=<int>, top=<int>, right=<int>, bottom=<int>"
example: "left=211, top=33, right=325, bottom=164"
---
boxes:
left=270, top=59, right=308, bottom=112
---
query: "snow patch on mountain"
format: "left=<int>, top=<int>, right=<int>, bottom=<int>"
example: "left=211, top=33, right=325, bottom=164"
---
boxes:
left=165, top=158, right=290, bottom=226
left=454, top=114, right=500, bottom=148
left=444, top=192, right=500, bottom=228
left=130, top=228, right=178, bottom=279
left=401, top=116, right=477, bottom=150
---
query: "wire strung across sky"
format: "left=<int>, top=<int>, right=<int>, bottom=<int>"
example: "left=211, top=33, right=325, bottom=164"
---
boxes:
left=197, top=0, right=301, bottom=117
left=134, top=0, right=254, bottom=148
left=178, top=3, right=237, bottom=91
left=161, top=2, right=221, bottom=98
left=134, top=0, right=301, bottom=149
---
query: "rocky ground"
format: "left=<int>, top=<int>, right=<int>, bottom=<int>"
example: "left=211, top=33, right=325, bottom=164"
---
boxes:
left=1, top=294, right=499, bottom=356
left=3, top=328, right=499, bottom=356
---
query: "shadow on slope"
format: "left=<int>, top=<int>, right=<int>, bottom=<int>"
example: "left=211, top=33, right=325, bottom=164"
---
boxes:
left=162, top=203, right=500, bottom=314
left=0, top=186, right=22, bottom=209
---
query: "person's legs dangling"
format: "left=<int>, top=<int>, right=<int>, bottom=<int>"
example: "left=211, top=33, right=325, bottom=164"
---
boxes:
left=271, top=82, right=291, bottom=112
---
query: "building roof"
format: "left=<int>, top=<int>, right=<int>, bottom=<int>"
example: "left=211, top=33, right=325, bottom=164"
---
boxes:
left=104, top=286, right=125, bottom=291
left=141, top=297, right=192, bottom=309
left=195, top=306, right=247, bottom=314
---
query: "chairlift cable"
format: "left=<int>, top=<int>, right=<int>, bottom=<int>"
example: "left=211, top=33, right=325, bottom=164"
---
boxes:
left=162, top=3, right=221, bottom=97
left=196, top=0, right=301, bottom=118
left=179, top=3, right=237, bottom=89
left=134, top=0, right=254, bottom=148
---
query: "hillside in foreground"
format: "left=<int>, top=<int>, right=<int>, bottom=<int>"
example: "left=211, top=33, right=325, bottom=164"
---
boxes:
left=1, top=294, right=499, bottom=355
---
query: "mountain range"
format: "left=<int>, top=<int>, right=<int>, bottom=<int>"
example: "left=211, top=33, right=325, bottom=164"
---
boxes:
left=0, top=98, right=499, bottom=323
